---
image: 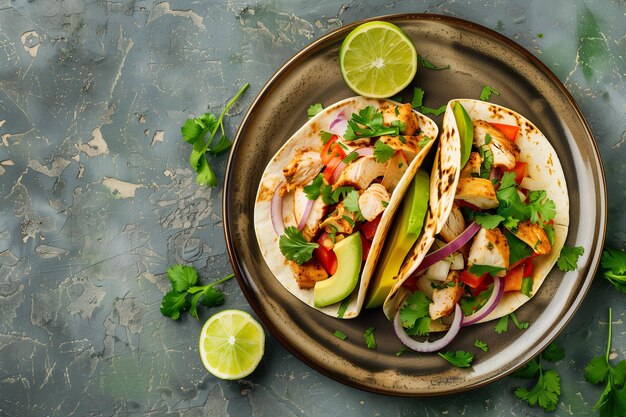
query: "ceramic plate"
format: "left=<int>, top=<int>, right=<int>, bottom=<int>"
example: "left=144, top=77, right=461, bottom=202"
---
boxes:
left=223, top=14, right=606, bottom=396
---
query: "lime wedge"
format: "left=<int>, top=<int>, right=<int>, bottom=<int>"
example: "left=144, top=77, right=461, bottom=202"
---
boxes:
left=339, top=21, right=418, bottom=98
left=198, top=309, right=265, bottom=380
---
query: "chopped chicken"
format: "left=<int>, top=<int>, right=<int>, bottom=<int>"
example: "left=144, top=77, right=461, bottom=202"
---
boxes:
left=455, top=178, right=499, bottom=209
left=293, top=188, right=329, bottom=241
left=473, top=120, right=520, bottom=170
left=460, top=152, right=483, bottom=178
left=333, top=155, right=386, bottom=191
left=429, top=271, right=464, bottom=320
left=513, top=221, right=552, bottom=255
left=378, top=134, right=426, bottom=157
left=468, top=227, right=510, bottom=276
left=381, top=102, right=420, bottom=135
left=288, top=260, right=329, bottom=289
left=283, top=148, right=324, bottom=192
left=358, top=183, right=390, bottom=221
left=439, top=203, right=466, bottom=243
left=380, top=151, right=409, bottom=193
left=320, top=202, right=357, bottom=234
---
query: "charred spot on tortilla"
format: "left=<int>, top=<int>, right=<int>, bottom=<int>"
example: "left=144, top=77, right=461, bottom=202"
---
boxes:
left=257, top=184, right=275, bottom=202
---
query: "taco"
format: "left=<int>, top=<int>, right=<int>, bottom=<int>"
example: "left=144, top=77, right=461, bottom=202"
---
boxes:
left=383, top=99, right=569, bottom=341
left=254, top=96, right=438, bottom=319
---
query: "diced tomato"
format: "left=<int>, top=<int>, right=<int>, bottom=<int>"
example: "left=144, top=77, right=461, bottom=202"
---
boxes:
left=361, top=214, right=382, bottom=240
left=504, top=161, right=528, bottom=185
left=323, top=156, right=343, bottom=183
left=503, top=264, right=524, bottom=292
left=523, top=259, right=534, bottom=277
left=460, top=269, right=488, bottom=289
left=313, top=242, right=337, bottom=275
left=360, top=232, right=371, bottom=261
left=320, top=135, right=345, bottom=165
left=488, top=122, right=519, bottom=142
left=509, top=253, right=539, bottom=271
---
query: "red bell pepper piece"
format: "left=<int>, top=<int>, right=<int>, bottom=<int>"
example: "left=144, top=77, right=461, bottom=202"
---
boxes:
left=361, top=214, right=382, bottom=240
left=488, top=122, right=519, bottom=142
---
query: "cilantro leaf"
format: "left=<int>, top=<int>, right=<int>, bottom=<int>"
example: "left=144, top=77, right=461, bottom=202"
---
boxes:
left=343, top=106, right=398, bottom=140
left=303, top=174, right=324, bottom=200
left=364, top=326, right=376, bottom=350
left=557, top=245, right=585, bottom=272
left=474, top=213, right=505, bottom=229
left=480, top=85, right=501, bottom=101
left=194, top=154, right=218, bottom=187
left=510, top=312, right=529, bottom=330
left=543, top=343, right=565, bottom=362
left=182, top=113, right=218, bottom=145
left=601, top=248, right=626, bottom=293
left=333, top=330, right=347, bottom=340
left=319, top=130, right=334, bottom=143
left=521, top=277, right=533, bottom=297
left=166, top=264, right=199, bottom=293
left=373, top=140, right=395, bottom=163
left=506, top=231, right=534, bottom=266
left=514, top=367, right=560, bottom=411
left=418, top=135, right=431, bottom=147
left=399, top=291, right=431, bottom=328
left=438, top=351, right=474, bottom=368
left=411, top=86, right=425, bottom=108
left=406, top=317, right=432, bottom=336
left=495, top=315, right=509, bottom=333
left=420, top=105, right=447, bottom=116
left=160, top=291, right=189, bottom=320
left=474, top=339, right=489, bottom=352
left=199, top=286, right=226, bottom=308
left=343, top=190, right=364, bottom=220
left=418, top=55, right=450, bottom=70
left=586, top=356, right=611, bottom=384
left=396, top=347, right=409, bottom=356
left=469, top=264, right=506, bottom=277
left=307, top=103, right=323, bottom=119
left=279, top=226, right=319, bottom=264
left=512, top=357, right=540, bottom=378
left=527, top=190, right=556, bottom=223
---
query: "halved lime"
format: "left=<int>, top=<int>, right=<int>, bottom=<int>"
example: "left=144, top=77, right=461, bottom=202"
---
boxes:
left=199, top=309, right=265, bottom=380
left=339, top=21, right=418, bottom=98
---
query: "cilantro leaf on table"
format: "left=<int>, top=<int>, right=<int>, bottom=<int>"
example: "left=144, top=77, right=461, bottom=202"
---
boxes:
left=495, top=315, right=509, bottom=333
left=438, top=351, right=474, bottom=368
left=512, top=357, right=540, bottom=378
left=417, top=55, right=450, bottom=70
left=510, top=312, right=529, bottom=330
left=307, top=103, right=323, bottom=119
left=364, top=326, right=377, bottom=350
left=410, top=86, right=446, bottom=116
left=333, top=330, right=347, bottom=340
left=279, top=226, right=319, bottom=265
left=181, top=83, right=249, bottom=187
left=343, top=106, right=398, bottom=140
left=160, top=265, right=234, bottom=320
left=557, top=245, right=585, bottom=272
left=474, top=339, right=489, bottom=352
left=420, top=105, right=447, bottom=116
left=373, top=140, right=395, bottom=163
left=600, top=248, right=626, bottom=293
left=543, top=342, right=565, bottom=362
left=480, top=85, right=501, bottom=101
left=584, top=308, right=626, bottom=417
left=512, top=343, right=564, bottom=412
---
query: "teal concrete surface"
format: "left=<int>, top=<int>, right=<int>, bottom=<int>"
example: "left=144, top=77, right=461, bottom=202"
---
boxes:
left=0, top=1, right=624, bottom=416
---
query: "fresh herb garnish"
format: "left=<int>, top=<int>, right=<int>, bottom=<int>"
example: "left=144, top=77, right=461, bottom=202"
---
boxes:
left=418, top=135, right=431, bottom=147
left=584, top=308, right=626, bottom=417
left=527, top=190, right=556, bottom=224
left=474, top=339, right=489, bottom=352
left=307, top=103, right=323, bottom=119
left=512, top=343, right=563, bottom=412
left=557, top=245, right=585, bottom=272
left=396, top=347, right=409, bottom=356
left=343, top=106, right=398, bottom=140
left=438, top=351, right=474, bottom=368
left=160, top=265, right=234, bottom=320
left=418, top=55, right=451, bottom=70
left=469, top=264, right=506, bottom=277
left=495, top=315, right=509, bottom=333
left=364, top=326, right=377, bottom=349
left=343, top=190, right=364, bottom=220
left=510, top=312, right=529, bottom=330
left=484, top=133, right=492, bottom=144
left=478, top=145, right=494, bottom=178
left=506, top=231, right=534, bottom=266
left=521, top=277, right=533, bottom=297
left=420, top=105, right=447, bottom=116
left=279, top=226, right=318, bottom=264
left=182, top=83, right=249, bottom=187
left=319, top=130, right=334, bottom=143
left=342, top=151, right=360, bottom=164
left=303, top=174, right=324, bottom=200
left=480, top=85, right=501, bottom=101
left=473, top=213, right=505, bottom=229
left=600, top=248, right=626, bottom=293
left=373, top=140, right=395, bottom=163
left=333, top=330, right=348, bottom=340
left=399, top=291, right=432, bottom=336
left=411, top=86, right=446, bottom=116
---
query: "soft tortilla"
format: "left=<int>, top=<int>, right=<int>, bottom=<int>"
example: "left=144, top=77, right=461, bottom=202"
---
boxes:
left=383, top=99, right=569, bottom=326
left=254, top=96, right=439, bottom=319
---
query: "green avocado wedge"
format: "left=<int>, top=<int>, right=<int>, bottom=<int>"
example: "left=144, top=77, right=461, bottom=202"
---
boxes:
left=453, top=101, right=474, bottom=168
left=313, top=232, right=362, bottom=308
left=364, top=169, right=430, bottom=309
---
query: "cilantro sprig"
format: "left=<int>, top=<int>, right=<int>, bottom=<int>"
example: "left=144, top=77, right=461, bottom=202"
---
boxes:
left=279, top=226, right=318, bottom=264
left=343, top=106, right=398, bottom=141
left=307, top=103, right=323, bottom=119
left=480, top=85, right=500, bottom=101
left=364, top=326, right=377, bottom=349
left=584, top=308, right=626, bottom=417
left=160, top=265, right=234, bottom=320
left=418, top=55, right=451, bottom=70
left=439, top=351, right=474, bottom=368
left=411, top=86, right=446, bottom=116
left=557, top=245, right=585, bottom=272
left=600, top=248, right=626, bottom=293
left=399, top=291, right=432, bottom=336
left=182, top=83, right=249, bottom=186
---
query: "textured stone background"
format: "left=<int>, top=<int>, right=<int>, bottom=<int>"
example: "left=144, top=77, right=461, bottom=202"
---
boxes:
left=0, top=0, right=624, bottom=416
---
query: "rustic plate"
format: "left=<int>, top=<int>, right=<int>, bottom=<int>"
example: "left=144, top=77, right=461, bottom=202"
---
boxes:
left=223, top=14, right=606, bottom=396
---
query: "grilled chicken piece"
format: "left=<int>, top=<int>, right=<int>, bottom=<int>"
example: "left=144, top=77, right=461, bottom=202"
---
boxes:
left=429, top=271, right=464, bottom=320
left=460, top=152, right=483, bottom=178
left=455, top=177, right=499, bottom=209
left=333, top=155, right=386, bottom=191
left=283, top=148, right=324, bottom=192
left=468, top=227, right=510, bottom=277
left=320, top=202, right=357, bottom=234
left=512, top=221, right=552, bottom=255
left=440, top=203, right=466, bottom=243
left=358, top=183, right=390, bottom=222
left=293, top=188, right=329, bottom=241
left=288, top=260, right=329, bottom=289
left=473, top=120, right=520, bottom=170
left=381, top=102, right=419, bottom=135
left=380, top=151, right=409, bottom=193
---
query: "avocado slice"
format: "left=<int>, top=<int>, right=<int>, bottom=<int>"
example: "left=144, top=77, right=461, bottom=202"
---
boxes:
left=453, top=101, right=474, bottom=168
left=364, top=169, right=430, bottom=309
left=313, top=232, right=362, bottom=308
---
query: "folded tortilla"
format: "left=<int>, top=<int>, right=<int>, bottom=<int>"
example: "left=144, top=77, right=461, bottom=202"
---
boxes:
left=254, top=96, right=438, bottom=318
left=383, top=99, right=569, bottom=327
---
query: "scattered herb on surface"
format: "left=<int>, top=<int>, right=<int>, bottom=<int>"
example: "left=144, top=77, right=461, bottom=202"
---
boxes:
left=396, top=347, right=409, bottom=356
left=512, top=342, right=563, bottom=412
left=557, top=245, right=585, bottom=272
left=495, top=315, right=509, bottom=334
left=160, top=265, right=234, bottom=320
left=279, top=226, right=318, bottom=264
left=474, top=339, right=489, bottom=352
left=600, top=248, right=626, bottom=293
left=479, top=85, right=500, bottom=101
left=307, top=103, right=323, bottom=119
left=510, top=312, right=529, bottom=330
left=333, top=330, right=348, bottom=340
left=364, top=326, right=377, bottom=350
left=182, top=83, right=249, bottom=187
left=438, top=351, right=474, bottom=368
left=418, top=55, right=451, bottom=70
left=411, top=86, right=446, bottom=116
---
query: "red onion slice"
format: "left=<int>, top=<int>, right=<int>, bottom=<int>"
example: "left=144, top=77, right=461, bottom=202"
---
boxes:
left=297, top=198, right=314, bottom=231
left=271, top=182, right=285, bottom=236
left=414, top=222, right=481, bottom=274
left=330, top=161, right=346, bottom=184
left=355, top=147, right=374, bottom=157
left=329, top=111, right=345, bottom=129
left=393, top=304, right=462, bottom=353
left=461, top=276, right=504, bottom=326
left=329, top=112, right=348, bottom=136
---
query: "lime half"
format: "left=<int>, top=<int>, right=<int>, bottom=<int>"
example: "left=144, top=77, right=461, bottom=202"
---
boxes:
left=339, top=21, right=418, bottom=98
left=199, top=309, right=265, bottom=380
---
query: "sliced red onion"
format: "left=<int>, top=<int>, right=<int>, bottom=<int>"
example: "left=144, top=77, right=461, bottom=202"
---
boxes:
left=461, top=276, right=504, bottom=326
left=414, top=222, right=481, bottom=274
left=393, top=303, right=462, bottom=353
left=329, top=112, right=348, bottom=136
left=297, top=198, right=314, bottom=231
left=355, top=147, right=374, bottom=157
left=329, top=111, right=345, bottom=129
left=271, top=182, right=285, bottom=235
left=330, top=161, right=346, bottom=184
